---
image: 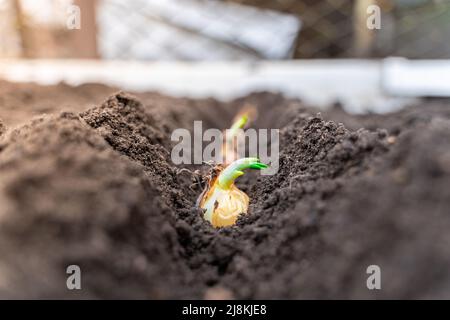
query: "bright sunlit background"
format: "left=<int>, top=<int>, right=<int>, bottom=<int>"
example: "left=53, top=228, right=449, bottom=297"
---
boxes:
left=1, top=0, right=450, bottom=60
left=1, top=0, right=450, bottom=113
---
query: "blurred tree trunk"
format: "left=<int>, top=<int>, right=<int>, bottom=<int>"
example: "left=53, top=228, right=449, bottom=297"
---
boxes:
left=12, top=0, right=32, bottom=58
left=72, top=0, right=98, bottom=58
left=353, top=0, right=376, bottom=57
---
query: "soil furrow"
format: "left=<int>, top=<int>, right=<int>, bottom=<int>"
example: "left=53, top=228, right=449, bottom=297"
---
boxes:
left=0, top=82, right=449, bottom=298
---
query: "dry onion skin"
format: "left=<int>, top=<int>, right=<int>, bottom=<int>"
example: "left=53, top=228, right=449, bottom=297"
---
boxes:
left=198, top=158, right=268, bottom=228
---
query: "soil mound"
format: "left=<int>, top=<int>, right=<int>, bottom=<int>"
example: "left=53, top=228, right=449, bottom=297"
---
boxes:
left=0, top=112, right=192, bottom=298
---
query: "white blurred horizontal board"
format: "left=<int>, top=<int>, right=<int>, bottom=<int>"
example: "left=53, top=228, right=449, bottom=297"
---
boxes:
left=383, top=57, right=450, bottom=97
left=0, top=59, right=419, bottom=114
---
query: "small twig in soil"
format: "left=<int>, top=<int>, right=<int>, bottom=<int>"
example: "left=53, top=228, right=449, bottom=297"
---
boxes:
left=289, top=174, right=305, bottom=189
left=175, top=167, right=204, bottom=191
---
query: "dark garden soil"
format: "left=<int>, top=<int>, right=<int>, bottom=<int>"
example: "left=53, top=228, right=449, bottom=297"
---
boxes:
left=0, top=81, right=449, bottom=299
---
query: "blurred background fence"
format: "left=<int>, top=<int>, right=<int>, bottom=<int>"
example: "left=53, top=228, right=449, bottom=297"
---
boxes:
left=0, top=0, right=449, bottom=60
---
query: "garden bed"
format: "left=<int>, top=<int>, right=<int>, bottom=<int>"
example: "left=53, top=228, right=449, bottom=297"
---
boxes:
left=0, top=81, right=449, bottom=298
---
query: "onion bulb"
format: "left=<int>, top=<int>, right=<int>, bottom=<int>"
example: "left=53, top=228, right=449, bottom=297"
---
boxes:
left=197, top=158, right=268, bottom=228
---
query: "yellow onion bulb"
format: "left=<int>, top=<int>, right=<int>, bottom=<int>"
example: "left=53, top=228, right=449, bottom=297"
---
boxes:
left=199, top=158, right=267, bottom=228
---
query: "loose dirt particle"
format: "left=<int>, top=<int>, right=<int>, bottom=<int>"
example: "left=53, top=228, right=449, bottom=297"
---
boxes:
left=204, top=286, right=235, bottom=300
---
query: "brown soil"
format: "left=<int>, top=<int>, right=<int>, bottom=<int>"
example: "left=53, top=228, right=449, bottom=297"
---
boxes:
left=0, top=82, right=449, bottom=299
